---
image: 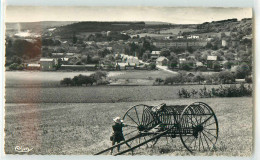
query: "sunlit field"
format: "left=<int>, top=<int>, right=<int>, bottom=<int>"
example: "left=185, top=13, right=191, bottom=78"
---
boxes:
left=6, top=85, right=228, bottom=103
left=5, top=98, right=253, bottom=156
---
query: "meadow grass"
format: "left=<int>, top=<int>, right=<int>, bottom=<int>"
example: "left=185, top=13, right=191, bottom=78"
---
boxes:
left=5, top=98, right=253, bottom=156
left=6, top=85, right=227, bottom=103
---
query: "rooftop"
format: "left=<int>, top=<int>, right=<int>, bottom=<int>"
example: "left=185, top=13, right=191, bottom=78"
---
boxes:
left=207, top=56, right=217, bottom=61
left=156, top=56, right=168, bottom=62
left=40, top=58, right=54, bottom=62
left=151, top=51, right=161, bottom=55
left=27, top=64, right=40, bottom=67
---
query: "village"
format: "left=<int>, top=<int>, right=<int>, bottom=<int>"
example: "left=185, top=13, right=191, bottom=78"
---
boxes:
left=5, top=18, right=253, bottom=84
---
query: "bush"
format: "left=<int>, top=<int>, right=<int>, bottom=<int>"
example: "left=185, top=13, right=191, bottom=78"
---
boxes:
left=199, top=86, right=212, bottom=98
left=178, top=88, right=191, bottom=98
left=180, top=61, right=192, bottom=71
left=193, top=73, right=205, bottom=84
left=90, top=71, right=107, bottom=81
left=149, top=62, right=156, bottom=70
left=245, top=76, right=252, bottom=83
left=164, top=74, right=183, bottom=85
left=9, top=63, right=24, bottom=70
left=177, top=84, right=252, bottom=98
left=60, top=78, right=73, bottom=86
left=72, top=74, right=92, bottom=86
left=235, top=63, right=250, bottom=79
left=60, top=71, right=109, bottom=87
left=212, top=84, right=252, bottom=97
left=155, top=78, right=164, bottom=84
left=164, top=77, right=174, bottom=85
left=219, top=71, right=235, bottom=84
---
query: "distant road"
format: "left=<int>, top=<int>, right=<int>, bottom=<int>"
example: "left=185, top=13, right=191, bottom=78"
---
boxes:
left=156, top=65, right=178, bottom=74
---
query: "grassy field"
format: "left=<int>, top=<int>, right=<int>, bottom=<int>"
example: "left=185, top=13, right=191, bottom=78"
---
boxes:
left=5, top=71, right=125, bottom=87
left=5, top=98, right=253, bottom=156
left=6, top=85, right=228, bottom=103
left=159, top=28, right=197, bottom=34
left=6, top=70, right=221, bottom=87
left=5, top=70, right=174, bottom=87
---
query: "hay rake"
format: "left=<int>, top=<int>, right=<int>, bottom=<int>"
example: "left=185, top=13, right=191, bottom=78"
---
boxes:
left=95, top=102, right=218, bottom=155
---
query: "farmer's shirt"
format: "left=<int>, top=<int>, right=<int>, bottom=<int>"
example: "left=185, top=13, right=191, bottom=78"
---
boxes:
left=112, top=123, right=125, bottom=134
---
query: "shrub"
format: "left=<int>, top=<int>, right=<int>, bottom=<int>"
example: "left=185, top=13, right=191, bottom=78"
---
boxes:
left=60, top=71, right=111, bottom=87
left=219, top=71, right=235, bottom=84
left=212, top=84, right=252, bottom=97
left=149, top=62, right=156, bottom=70
left=164, top=73, right=183, bottom=85
left=177, top=84, right=252, bottom=98
left=199, top=86, right=212, bottom=98
left=90, top=71, right=107, bottom=81
left=178, top=88, right=191, bottom=98
left=180, top=61, right=192, bottom=71
left=193, top=73, right=205, bottom=84
left=245, top=76, right=252, bottom=83
left=155, top=78, right=164, bottom=84
left=9, top=63, right=24, bottom=70
left=235, top=63, right=250, bottom=79
left=60, top=78, right=72, bottom=86
left=164, top=77, right=174, bottom=85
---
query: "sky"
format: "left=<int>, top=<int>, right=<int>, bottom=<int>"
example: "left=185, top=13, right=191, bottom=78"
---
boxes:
left=5, top=6, right=252, bottom=24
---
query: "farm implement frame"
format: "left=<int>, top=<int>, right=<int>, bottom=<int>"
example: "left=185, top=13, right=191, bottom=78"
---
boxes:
left=95, top=102, right=219, bottom=155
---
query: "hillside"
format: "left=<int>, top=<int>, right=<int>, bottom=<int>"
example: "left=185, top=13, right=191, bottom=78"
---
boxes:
left=196, top=18, right=252, bottom=34
left=56, top=21, right=146, bottom=34
left=6, top=21, right=75, bottom=33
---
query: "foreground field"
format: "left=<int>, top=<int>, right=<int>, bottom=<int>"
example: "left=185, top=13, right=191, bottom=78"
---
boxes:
left=6, top=85, right=226, bottom=103
left=5, top=98, right=253, bottom=156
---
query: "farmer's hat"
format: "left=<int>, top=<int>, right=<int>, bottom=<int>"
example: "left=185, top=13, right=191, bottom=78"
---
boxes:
left=113, top=117, right=123, bottom=123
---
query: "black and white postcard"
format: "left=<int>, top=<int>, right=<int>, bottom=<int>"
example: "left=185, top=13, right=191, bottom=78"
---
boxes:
left=3, top=6, right=253, bottom=156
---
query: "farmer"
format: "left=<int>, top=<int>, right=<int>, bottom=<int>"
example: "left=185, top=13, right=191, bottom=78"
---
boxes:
left=110, top=117, right=132, bottom=155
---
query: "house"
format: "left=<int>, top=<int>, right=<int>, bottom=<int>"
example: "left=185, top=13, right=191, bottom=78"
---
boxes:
left=27, top=64, right=40, bottom=70
left=156, top=56, right=169, bottom=66
left=207, top=55, right=218, bottom=61
left=177, top=36, right=184, bottom=39
left=66, top=53, right=75, bottom=57
left=242, top=34, right=253, bottom=40
left=59, top=65, right=96, bottom=71
left=178, top=58, right=187, bottom=68
left=107, top=47, right=113, bottom=51
left=207, top=56, right=218, bottom=69
left=206, top=38, right=213, bottom=42
left=235, top=79, right=246, bottom=83
left=179, top=58, right=187, bottom=64
left=126, top=56, right=139, bottom=65
left=187, top=35, right=199, bottom=39
left=125, top=63, right=136, bottom=70
left=230, top=65, right=238, bottom=73
left=153, top=40, right=206, bottom=49
left=40, top=58, right=56, bottom=71
left=52, top=53, right=64, bottom=58
left=151, top=51, right=161, bottom=60
left=116, top=62, right=136, bottom=70
left=195, top=62, right=204, bottom=67
left=222, top=40, right=228, bottom=47
left=116, top=62, right=128, bottom=70
left=195, top=62, right=207, bottom=71
left=61, top=58, right=69, bottom=65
